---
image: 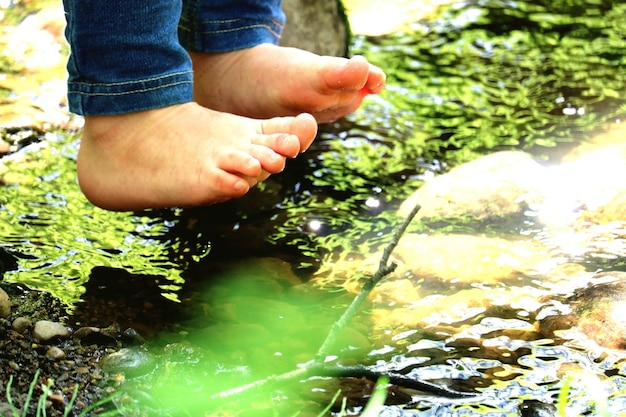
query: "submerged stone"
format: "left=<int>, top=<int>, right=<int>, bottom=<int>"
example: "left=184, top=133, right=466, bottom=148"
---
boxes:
left=100, top=348, right=155, bottom=378
left=539, top=271, right=626, bottom=350
left=398, top=151, right=548, bottom=223
left=519, top=399, right=557, bottom=417
left=371, top=288, right=492, bottom=330
left=392, top=233, right=552, bottom=284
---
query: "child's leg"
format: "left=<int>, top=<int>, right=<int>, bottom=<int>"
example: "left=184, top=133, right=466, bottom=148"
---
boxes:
left=180, top=0, right=386, bottom=123
left=62, top=0, right=317, bottom=211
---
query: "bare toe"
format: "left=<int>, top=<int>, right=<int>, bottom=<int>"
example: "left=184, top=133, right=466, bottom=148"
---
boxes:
left=209, top=169, right=250, bottom=200
left=260, top=113, right=318, bottom=154
left=319, top=55, right=370, bottom=92
left=290, top=113, right=318, bottom=152
left=254, top=133, right=300, bottom=158
left=365, top=64, right=386, bottom=94
left=219, top=150, right=263, bottom=177
left=249, top=144, right=286, bottom=174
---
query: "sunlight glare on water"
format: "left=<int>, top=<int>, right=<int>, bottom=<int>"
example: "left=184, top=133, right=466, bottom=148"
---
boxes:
left=2, top=0, right=626, bottom=415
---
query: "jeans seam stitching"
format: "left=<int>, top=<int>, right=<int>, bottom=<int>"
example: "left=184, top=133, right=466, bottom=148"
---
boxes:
left=68, top=80, right=193, bottom=96
left=68, top=70, right=193, bottom=88
left=189, top=24, right=282, bottom=37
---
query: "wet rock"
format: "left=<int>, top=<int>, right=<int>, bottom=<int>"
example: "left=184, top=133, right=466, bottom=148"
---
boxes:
left=281, top=0, right=348, bottom=56
left=211, top=296, right=305, bottom=333
left=73, top=326, right=117, bottom=346
left=368, top=279, right=421, bottom=305
left=539, top=271, right=626, bottom=349
left=11, top=317, right=32, bottom=334
left=70, top=266, right=182, bottom=334
left=100, top=323, right=122, bottom=340
left=0, top=287, right=9, bottom=318
left=539, top=140, right=626, bottom=227
left=100, top=348, right=155, bottom=378
left=0, top=138, right=9, bottom=154
left=581, top=191, right=626, bottom=224
left=563, top=142, right=626, bottom=211
left=121, top=327, right=145, bottom=345
left=371, top=288, right=493, bottom=330
left=398, top=151, right=548, bottom=223
left=392, top=234, right=551, bottom=284
left=519, top=399, right=557, bottom=417
left=191, top=322, right=272, bottom=353
left=32, top=320, right=70, bottom=343
left=46, top=346, right=66, bottom=360
left=330, top=233, right=552, bottom=289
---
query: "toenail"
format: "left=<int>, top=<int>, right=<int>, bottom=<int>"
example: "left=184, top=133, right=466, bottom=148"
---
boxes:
left=234, top=180, right=246, bottom=192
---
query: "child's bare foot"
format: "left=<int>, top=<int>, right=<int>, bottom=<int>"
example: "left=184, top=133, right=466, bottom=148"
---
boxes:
left=77, top=102, right=317, bottom=211
left=189, top=44, right=386, bottom=123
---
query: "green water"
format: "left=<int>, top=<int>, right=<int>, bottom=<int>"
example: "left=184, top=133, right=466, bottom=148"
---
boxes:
left=2, top=0, right=626, bottom=415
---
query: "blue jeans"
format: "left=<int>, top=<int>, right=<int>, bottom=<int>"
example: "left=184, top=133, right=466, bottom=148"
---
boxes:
left=62, top=0, right=285, bottom=115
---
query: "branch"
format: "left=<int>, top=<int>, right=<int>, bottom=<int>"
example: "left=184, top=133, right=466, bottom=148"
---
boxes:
left=314, top=202, right=421, bottom=362
left=207, top=203, right=477, bottom=403
left=314, top=364, right=478, bottom=399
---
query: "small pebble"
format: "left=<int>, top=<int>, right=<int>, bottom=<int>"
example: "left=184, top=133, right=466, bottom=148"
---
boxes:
left=121, top=327, right=144, bottom=345
left=46, top=346, right=67, bottom=360
left=0, top=287, right=10, bottom=318
left=33, top=320, right=70, bottom=342
left=47, top=393, right=65, bottom=404
left=0, top=402, right=17, bottom=416
left=0, top=139, right=10, bottom=153
left=12, top=317, right=32, bottom=334
left=74, top=326, right=117, bottom=345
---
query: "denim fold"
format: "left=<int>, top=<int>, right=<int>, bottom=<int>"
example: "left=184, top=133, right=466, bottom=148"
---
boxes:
left=62, top=0, right=285, bottom=115
left=179, top=0, right=285, bottom=53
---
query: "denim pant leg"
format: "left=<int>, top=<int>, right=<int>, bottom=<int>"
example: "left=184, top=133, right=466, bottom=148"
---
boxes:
left=63, top=0, right=194, bottom=116
left=179, top=0, right=285, bottom=53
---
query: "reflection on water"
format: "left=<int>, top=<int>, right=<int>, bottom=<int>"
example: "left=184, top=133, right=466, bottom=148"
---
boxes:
left=0, top=134, right=196, bottom=304
left=1, top=0, right=626, bottom=415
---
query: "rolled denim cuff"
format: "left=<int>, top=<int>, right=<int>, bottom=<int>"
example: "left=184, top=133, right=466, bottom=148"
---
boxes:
left=67, top=71, right=194, bottom=116
left=63, top=0, right=194, bottom=116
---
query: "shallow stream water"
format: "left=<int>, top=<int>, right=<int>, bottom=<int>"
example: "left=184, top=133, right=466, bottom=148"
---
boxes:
left=2, top=0, right=626, bottom=416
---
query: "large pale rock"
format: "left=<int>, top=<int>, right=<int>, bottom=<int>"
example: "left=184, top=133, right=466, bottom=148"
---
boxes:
left=559, top=143, right=626, bottom=212
left=398, top=151, right=548, bottom=222
left=315, top=233, right=553, bottom=293
left=557, top=142, right=626, bottom=225
left=582, top=192, right=626, bottom=224
left=392, top=233, right=552, bottom=284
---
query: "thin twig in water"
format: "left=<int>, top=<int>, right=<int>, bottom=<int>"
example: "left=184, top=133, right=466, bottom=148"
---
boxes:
left=314, top=203, right=421, bottom=362
left=207, top=203, right=478, bottom=403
